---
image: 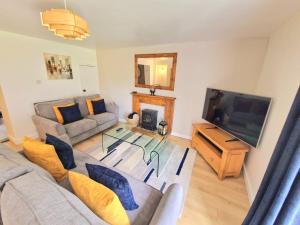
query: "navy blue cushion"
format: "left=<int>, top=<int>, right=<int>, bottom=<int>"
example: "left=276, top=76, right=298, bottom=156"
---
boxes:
left=91, top=99, right=106, bottom=115
left=45, top=134, right=76, bottom=169
left=86, top=163, right=139, bottom=210
left=58, top=103, right=83, bottom=124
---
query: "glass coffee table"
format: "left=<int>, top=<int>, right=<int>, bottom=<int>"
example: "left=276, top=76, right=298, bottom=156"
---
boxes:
left=102, top=125, right=169, bottom=177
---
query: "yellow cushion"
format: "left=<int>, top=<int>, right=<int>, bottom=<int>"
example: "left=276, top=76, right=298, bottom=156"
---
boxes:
left=86, top=97, right=101, bottom=115
left=68, top=171, right=130, bottom=225
left=53, top=103, right=75, bottom=124
left=23, top=137, right=68, bottom=181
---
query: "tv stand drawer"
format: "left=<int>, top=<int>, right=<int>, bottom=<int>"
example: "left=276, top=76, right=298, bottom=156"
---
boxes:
left=193, top=137, right=221, bottom=173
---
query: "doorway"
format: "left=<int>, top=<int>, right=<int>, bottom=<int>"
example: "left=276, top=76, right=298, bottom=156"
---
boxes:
left=0, top=111, right=8, bottom=142
left=0, top=85, right=11, bottom=143
left=79, top=65, right=100, bottom=95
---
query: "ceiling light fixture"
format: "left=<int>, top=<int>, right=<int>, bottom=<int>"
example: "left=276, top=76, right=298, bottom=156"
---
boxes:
left=40, top=0, right=90, bottom=40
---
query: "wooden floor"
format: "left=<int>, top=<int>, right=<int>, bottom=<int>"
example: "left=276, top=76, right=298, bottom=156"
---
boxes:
left=5, top=132, right=250, bottom=225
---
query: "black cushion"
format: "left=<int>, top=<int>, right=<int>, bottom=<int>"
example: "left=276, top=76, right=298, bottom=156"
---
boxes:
left=58, top=103, right=83, bottom=124
left=45, top=134, right=76, bottom=170
left=91, top=99, right=106, bottom=115
left=86, top=163, right=139, bottom=210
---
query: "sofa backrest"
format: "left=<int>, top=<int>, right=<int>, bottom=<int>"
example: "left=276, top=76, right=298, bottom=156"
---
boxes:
left=34, top=94, right=101, bottom=120
left=0, top=144, right=54, bottom=183
left=74, top=94, right=101, bottom=117
left=34, top=98, right=75, bottom=121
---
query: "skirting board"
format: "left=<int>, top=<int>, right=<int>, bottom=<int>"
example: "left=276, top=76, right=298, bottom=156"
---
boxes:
left=119, top=118, right=127, bottom=123
left=171, top=132, right=192, bottom=140
left=243, top=164, right=255, bottom=204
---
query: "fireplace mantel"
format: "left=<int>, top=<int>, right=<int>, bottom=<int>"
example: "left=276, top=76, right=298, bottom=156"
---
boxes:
left=131, top=92, right=176, bottom=133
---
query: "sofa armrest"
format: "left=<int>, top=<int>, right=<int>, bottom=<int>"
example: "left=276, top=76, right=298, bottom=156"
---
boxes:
left=32, top=115, right=67, bottom=141
left=149, top=184, right=184, bottom=225
left=105, top=102, right=119, bottom=118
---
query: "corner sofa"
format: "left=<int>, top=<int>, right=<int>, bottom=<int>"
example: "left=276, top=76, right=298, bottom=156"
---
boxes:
left=32, top=94, right=118, bottom=145
left=0, top=144, right=184, bottom=225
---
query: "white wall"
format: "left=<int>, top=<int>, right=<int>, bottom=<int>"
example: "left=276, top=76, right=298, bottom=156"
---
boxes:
left=97, top=39, right=268, bottom=138
left=244, top=14, right=300, bottom=202
left=0, top=31, right=98, bottom=143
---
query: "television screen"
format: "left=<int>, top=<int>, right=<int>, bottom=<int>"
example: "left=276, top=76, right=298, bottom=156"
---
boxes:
left=202, top=88, right=271, bottom=147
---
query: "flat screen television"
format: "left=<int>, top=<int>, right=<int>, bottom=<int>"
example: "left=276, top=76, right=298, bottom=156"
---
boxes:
left=202, top=88, right=271, bottom=148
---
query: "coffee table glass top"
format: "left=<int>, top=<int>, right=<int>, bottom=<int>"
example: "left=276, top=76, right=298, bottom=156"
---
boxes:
left=102, top=124, right=172, bottom=176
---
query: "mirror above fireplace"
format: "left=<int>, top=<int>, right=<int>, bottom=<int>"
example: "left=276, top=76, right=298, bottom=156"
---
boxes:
left=135, top=53, right=177, bottom=91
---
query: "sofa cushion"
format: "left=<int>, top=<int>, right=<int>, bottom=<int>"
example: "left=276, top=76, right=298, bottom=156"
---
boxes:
left=53, top=103, right=76, bottom=124
left=0, top=144, right=54, bottom=182
left=69, top=171, right=130, bottom=225
left=86, top=163, right=139, bottom=210
left=0, top=155, right=30, bottom=190
left=92, top=99, right=107, bottom=115
left=58, top=103, right=83, bottom=125
left=64, top=119, right=97, bottom=138
left=0, top=172, right=107, bottom=225
left=86, top=97, right=102, bottom=115
left=75, top=95, right=101, bottom=117
left=34, top=98, right=75, bottom=122
left=45, top=134, right=76, bottom=170
left=23, top=137, right=68, bottom=182
left=86, top=112, right=116, bottom=125
left=61, top=150, right=163, bottom=225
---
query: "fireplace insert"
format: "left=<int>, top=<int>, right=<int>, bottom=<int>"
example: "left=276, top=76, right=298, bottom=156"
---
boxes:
left=141, top=109, right=158, bottom=131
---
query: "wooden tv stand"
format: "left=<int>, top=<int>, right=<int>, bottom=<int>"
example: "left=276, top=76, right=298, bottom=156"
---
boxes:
left=192, top=123, right=250, bottom=179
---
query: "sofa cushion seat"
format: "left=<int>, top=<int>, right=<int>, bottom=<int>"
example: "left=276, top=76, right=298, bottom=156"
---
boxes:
left=64, top=119, right=97, bottom=138
left=86, top=112, right=116, bottom=125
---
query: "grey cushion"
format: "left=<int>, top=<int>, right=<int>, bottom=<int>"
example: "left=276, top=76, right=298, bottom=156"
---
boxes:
left=1, top=172, right=107, bottom=225
left=0, top=155, right=30, bottom=190
left=0, top=144, right=54, bottom=182
left=64, top=119, right=97, bottom=138
left=149, top=184, right=183, bottom=225
left=59, top=150, right=163, bottom=225
left=74, top=94, right=101, bottom=117
left=34, top=98, right=75, bottom=121
left=86, top=112, right=117, bottom=125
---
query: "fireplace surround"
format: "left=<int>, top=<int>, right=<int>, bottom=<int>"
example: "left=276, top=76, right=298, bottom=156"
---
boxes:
left=131, top=92, right=176, bottom=133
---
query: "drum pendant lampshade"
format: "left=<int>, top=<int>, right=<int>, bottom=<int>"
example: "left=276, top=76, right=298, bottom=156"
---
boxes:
left=40, top=8, right=90, bottom=40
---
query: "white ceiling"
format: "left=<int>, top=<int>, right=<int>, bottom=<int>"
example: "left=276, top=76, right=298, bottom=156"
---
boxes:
left=1, top=0, right=300, bottom=49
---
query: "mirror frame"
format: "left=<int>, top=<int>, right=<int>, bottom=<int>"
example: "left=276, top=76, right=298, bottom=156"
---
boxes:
left=134, top=53, right=177, bottom=91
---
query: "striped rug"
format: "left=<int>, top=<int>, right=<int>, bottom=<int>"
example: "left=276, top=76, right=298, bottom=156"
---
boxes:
left=86, top=126, right=196, bottom=197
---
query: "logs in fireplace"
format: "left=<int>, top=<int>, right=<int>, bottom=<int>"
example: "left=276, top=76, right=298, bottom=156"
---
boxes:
left=141, top=109, right=158, bottom=131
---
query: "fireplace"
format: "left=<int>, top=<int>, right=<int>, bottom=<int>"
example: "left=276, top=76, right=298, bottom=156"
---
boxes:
left=141, top=109, right=158, bottom=131
left=131, top=92, right=176, bottom=133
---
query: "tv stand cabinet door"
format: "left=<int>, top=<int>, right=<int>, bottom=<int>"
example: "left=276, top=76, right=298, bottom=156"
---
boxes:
left=219, top=151, right=246, bottom=179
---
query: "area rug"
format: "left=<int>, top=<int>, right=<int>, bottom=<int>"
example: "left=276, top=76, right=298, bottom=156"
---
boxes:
left=85, top=127, right=196, bottom=197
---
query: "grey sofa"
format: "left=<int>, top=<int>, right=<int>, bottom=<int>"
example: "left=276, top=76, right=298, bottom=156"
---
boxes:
left=32, top=94, right=118, bottom=145
left=0, top=144, right=184, bottom=225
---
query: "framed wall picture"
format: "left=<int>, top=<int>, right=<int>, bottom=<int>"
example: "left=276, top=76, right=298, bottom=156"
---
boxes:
left=44, top=53, right=73, bottom=80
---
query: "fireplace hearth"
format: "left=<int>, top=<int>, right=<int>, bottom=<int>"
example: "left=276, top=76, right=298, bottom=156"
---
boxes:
left=141, top=109, right=158, bottom=131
